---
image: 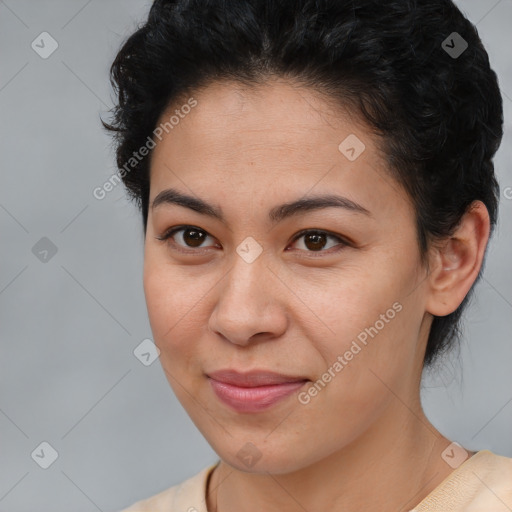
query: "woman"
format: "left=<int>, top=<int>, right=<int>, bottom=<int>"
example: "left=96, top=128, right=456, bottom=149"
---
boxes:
left=105, top=0, right=512, bottom=510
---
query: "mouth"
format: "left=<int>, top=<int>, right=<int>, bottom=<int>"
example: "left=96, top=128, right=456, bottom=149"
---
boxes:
left=207, top=369, right=309, bottom=413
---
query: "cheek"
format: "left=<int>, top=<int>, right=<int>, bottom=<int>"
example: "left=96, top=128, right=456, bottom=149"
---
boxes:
left=307, top=257, right=421, bottom=383
left=143, top=259, right=170, bottom=338
left=142, top=252, right=215, bottom=360
left=143, top=255, right=189, bottom=347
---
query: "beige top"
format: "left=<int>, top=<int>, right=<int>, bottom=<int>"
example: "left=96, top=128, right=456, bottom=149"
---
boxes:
left=120, top=450, right=512, bottom=511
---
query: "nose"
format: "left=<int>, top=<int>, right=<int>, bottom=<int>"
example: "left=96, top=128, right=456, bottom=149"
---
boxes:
left=208, top=253, right=288, bottom=347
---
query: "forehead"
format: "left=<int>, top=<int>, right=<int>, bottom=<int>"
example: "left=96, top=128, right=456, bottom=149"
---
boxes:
left=154, top=79, right=361, bottom=163
left=149, top=79, right=412, bottom=223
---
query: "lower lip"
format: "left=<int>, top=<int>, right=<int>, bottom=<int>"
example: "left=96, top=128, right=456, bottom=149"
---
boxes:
left=208, top=378, right=307, bottom=413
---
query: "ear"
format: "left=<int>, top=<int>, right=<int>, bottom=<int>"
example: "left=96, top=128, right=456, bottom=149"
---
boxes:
left=425, top=200, right=491, bottom=317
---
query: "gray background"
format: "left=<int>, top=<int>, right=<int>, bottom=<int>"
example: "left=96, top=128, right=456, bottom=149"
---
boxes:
left=0, top=1, right=511, bottom=511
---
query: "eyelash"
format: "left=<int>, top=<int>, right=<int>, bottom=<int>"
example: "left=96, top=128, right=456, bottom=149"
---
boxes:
left=155, top=225, right=350, bottom=256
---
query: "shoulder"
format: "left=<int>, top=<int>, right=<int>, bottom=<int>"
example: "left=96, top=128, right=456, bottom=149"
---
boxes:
left=464, top=450, right=512, bottom=510
left=412, top=450, right=512, bottom=511
left=119, top=462, right=219, bottom=512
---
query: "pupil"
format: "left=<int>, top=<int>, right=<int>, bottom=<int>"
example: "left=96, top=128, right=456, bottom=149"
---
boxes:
left=306, top=233, right=326, bottom=251
left=184, top=229, right=204, bottom=247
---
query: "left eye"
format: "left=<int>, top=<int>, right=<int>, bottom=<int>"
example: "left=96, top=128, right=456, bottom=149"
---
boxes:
left=156, top=226, right=348, bottom=254
left=289, top=229, right=348, bottom=253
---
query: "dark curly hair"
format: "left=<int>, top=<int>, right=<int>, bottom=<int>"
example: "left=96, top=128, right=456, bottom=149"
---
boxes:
left=103, top=0, right=503, bottom=368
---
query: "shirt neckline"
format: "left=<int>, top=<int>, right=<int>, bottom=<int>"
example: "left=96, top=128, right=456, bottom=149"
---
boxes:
left=408, top=449, right=489, bottom=510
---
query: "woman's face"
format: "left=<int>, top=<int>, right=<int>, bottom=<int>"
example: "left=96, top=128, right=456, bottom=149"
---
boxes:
left=144, top=79, right=432, bottom=473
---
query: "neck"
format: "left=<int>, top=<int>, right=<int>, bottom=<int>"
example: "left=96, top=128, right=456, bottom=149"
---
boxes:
left=207, top=400, right=462, bottom=512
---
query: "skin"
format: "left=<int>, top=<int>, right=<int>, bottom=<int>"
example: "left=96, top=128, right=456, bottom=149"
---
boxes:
left=143, top=79, right=489, bottom=512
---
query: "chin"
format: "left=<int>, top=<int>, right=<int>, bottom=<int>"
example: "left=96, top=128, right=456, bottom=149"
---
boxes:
left=209, top=433, right=327, bottom=475
left=222, top=453, right=303, bottom=475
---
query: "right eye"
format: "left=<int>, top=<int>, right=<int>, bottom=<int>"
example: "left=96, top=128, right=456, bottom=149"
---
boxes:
left=155, top=225, right=220, bottom=253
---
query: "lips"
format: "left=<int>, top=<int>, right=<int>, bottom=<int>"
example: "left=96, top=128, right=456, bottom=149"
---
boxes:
left=207, top=369, right=308, bottom=413
left=207, top=369, right=307, bottom=387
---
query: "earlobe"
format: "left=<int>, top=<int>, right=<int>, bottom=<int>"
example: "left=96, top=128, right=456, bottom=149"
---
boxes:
left=425, top=201, right=491, bottom=316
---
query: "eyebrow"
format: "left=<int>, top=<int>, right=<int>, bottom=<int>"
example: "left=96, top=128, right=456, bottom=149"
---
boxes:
left=151, top=187, right=372, bottom=224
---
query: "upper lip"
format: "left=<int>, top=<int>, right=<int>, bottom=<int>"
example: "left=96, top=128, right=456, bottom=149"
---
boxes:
left=207, top=369, right=308, bottom=387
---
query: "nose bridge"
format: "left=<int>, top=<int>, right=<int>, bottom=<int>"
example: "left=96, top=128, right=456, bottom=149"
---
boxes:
left=209, top=247, right=285, bottom=345
left=223, top=246, right=271, bottom=306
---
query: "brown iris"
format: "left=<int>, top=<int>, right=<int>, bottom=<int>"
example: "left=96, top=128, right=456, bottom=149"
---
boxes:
left=182, top=228, right=207, bottom=247
left=302, top=232, right=327, bottom=251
